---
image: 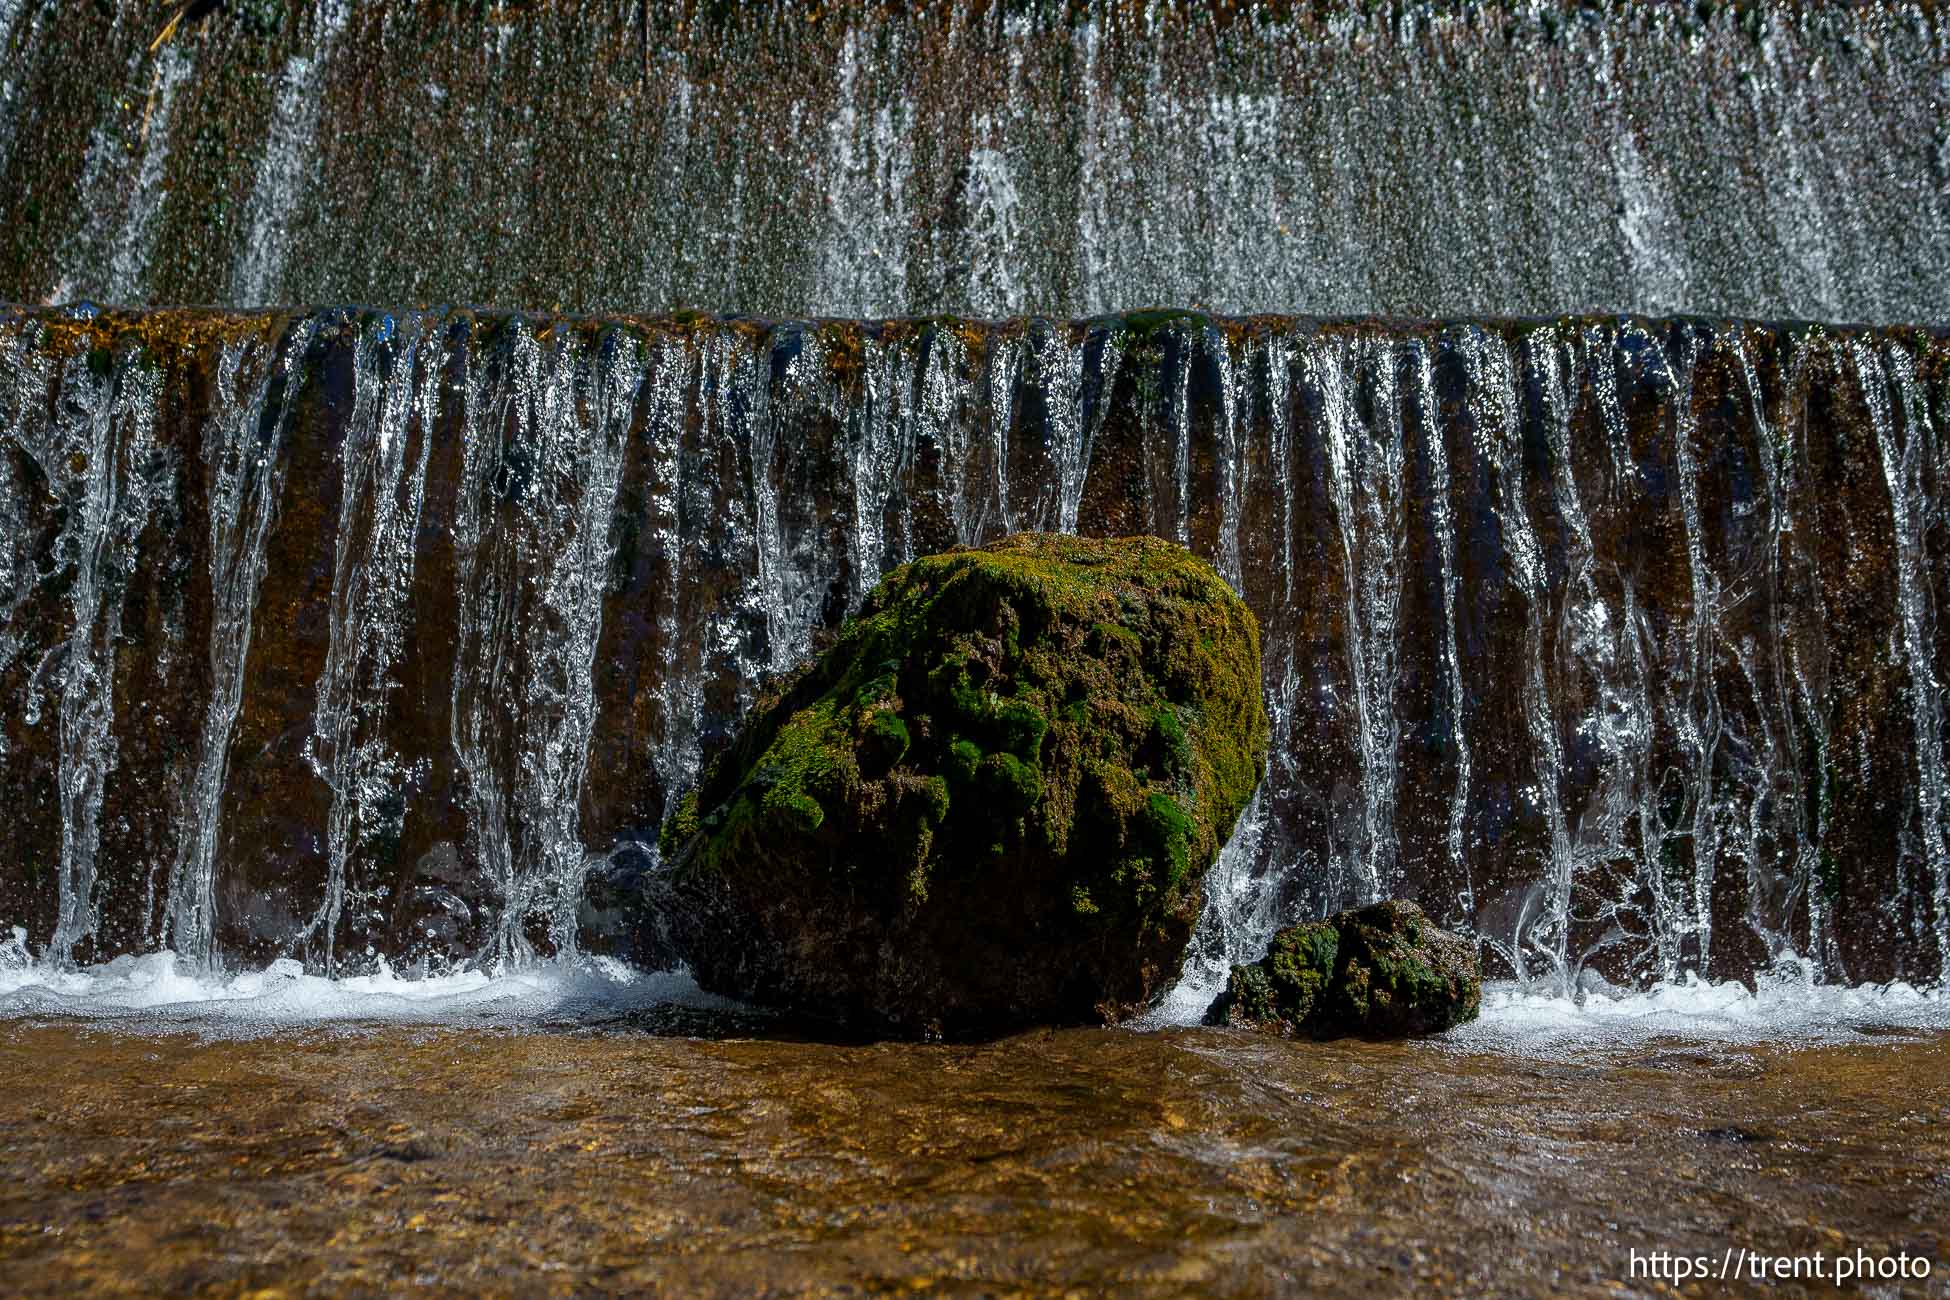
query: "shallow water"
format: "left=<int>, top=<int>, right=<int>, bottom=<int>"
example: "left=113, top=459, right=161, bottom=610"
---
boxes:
left=1, top=966, right=1946, bottom=1297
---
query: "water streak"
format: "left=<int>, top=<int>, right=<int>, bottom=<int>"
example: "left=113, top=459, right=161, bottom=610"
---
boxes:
left=452, top=321, right=637, bottom=964
left=2, top=310, right=1947, bottom=991
left=229, top=1, right=352, bottom=305
left=159, top=325, right=310, bottom=964
left=1858, top=339, right=1950, bottom=972
left=302, top=314, right=438, bottom=971
left=5, top=337, right=169, bottom=963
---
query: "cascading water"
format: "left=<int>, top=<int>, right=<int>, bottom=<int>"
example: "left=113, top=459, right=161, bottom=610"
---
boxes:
left=300, top=315, right=439, bottom=971
left=0, top=0, right=1943, bottom=1007
left=158, top=325, right=310, bottom=964
left=228, top=0, right=350, bottom=307
left=1, top=306, right=1944, bottom=993
left=2, top=3, right=1947, bottom=322
left=448, top=319, right=638, bottom=966
left=1858, top=339, right=1950, bottom=972
left=6, top=5, right=1950, bottom=1295
left=1, top=330, right=170, bottom=967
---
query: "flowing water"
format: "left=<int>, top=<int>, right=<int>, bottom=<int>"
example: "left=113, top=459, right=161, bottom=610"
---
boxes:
left=2, top=307, right=1948, bottom=996
left=3, top=1, right=1948, bottom=1293
left=0, top=969, right=1945, bottom=1296
left=1, top=2, right=1947, bottom=321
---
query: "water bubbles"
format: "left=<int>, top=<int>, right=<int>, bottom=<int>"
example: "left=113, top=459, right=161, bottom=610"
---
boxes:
left=4, top=308, right=1947, bottom=996
left=301, top=315, right=437, bottom=971
left=450, top=318, right=636, bottom=967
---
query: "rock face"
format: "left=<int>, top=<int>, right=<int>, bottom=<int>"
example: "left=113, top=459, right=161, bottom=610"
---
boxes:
left=1207, top=900, right=1481, bottom=1039
left=658, top=533, right=1269, bottom=1037
left=5, top=306, right=1949, bottom=991
left=3, top=3, right=1942, bottom=324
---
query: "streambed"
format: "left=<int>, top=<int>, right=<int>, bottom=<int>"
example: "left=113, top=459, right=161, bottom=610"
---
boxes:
left=2, top=981, right=1945, bottom=1297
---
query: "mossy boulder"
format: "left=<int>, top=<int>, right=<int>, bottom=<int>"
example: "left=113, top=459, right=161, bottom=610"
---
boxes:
left=657, top=533, right=1268, bottom=1038
left=1207, top=900, right=1481, bottom=1038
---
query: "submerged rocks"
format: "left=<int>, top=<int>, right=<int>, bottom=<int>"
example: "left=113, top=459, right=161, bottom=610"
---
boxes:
left=657, top=533, right=1268, bottom=1038
left=1207, top=900, right=1481, bottom=1039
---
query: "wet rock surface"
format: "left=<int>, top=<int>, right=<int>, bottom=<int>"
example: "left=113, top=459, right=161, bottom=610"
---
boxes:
left=1207, top=899, right=1482, bottom=1039
left=2, top=306, right=1948, bottom=989
left=659, top=532, right=1268, bottom=1037
left=1, top=2, right=1943, bottom=323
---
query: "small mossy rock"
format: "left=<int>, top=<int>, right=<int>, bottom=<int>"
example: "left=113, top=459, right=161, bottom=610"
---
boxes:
left=1207, top=900, right=1480, bottom=1039
left=658, top=533, right=1268, bottom=1038
left=1208, top=920, right=1340, bottom=1034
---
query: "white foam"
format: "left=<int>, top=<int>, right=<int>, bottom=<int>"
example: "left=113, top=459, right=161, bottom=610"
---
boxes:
left=1448, top=968, right=1950, bottom=1055
left=5, top=924, right=1944, bottom=1050
left=1140, top=937, right=1949, bottom=1050
left=1135, top=975, right=1228, bottom=1031
left=0, top=926, right=737, bottom=1037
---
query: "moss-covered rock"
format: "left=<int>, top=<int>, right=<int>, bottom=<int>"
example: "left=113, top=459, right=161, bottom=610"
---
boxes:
left=1207, top=900, right=1480, bottom=1039
left=658, top=533, right=1268, bottom=1038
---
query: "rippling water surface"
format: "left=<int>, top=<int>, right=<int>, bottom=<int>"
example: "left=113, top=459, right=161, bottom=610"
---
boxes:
left=2, top=959, right=1945, bottom=1297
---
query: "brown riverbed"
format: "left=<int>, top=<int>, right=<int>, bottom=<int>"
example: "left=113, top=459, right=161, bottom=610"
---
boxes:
left=0, top=1018, right=1945, bottom=1298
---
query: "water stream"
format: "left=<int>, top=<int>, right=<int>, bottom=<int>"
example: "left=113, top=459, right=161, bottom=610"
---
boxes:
left=2, top=3, right=1945, bottom=321
left=0, top=307, right=1943, bottom=996
left=4, top=5, right=1947, bottom=1294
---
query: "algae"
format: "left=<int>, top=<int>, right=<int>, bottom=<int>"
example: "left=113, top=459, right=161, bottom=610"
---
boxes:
left=1209, top=900, right=1480, bottom=1039
left=661, top=532, right=1268, bottom=1036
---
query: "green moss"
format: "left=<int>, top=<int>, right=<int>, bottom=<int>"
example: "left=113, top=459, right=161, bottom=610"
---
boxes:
left=850, top=664, right=899, bottom=713
left=1212, top=901, right=1479, bottom=1039
left=1088, top=759, right=1142, bottom=820
left=935, top=657, right=988, bottom=723
left=1092, top=620, right=1141, bottom=651
left=1120, top=307, right=1211, bottom=340
left=982, top=750, right=1043, bottom=814
left=660, top=533, right=1268, bottom=1033
left=862, top=709, right=910, bottom=769
left=1212, top=921, right=1338, bottom=1033
left=947, top=737, right=982, bottom=786
left=1351, top=949, right=1447, bottom=1020
left=1267, top=921, right=1338, bottom=1005
left=742, top=699, right=854, bottom=844
left=912, top=775, right=951, bottom=824
left=992, top=699, right=1047, bottom=762
left=658, top=789, right=701, bottom=860
left=1150, top=704, right=1191, bottom=777
left=1141, top=792, right=1195, bottom=886
left=770, top=791, right=825, bottom=833
left=1223, top=963, right=1277, bottom=1023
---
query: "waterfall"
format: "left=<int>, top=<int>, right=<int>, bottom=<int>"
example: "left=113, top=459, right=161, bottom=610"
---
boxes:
left=229, top=0, right=352, bottom=306
left=1317, top=336, right=1407, bottom=906
left=0, top=0, right=45, bottom=181
left=449, top=320, right=637, bottom=966
left=301, top=314, right=439, bottom=971
left=159, top=323, right=312, bottom=964
left=1, top=320, right=171, bottom=965
left=1857, top=340, right=1950, bottom=973
left=4, top=2, right=1945, bottom=322
left=0, top=307, right=1945, bottom=990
